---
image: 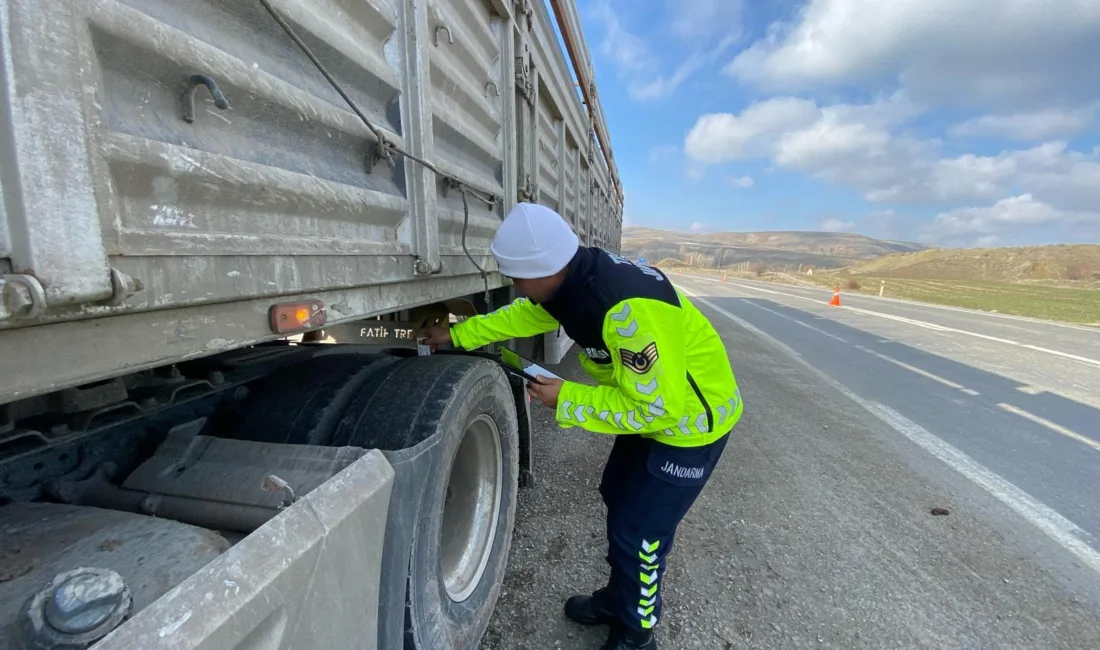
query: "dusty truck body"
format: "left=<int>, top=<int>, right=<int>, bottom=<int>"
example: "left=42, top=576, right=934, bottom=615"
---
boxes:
left=0, top=0, right=623, bottom=648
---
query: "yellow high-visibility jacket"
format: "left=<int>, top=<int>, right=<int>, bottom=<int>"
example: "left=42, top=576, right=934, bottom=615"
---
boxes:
left=449, top=248, right=743, bottom=448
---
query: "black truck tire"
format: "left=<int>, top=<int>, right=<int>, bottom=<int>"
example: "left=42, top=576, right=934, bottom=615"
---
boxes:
left=214, top=351, right=397, bottom=445
left=332, top=355, right=520, bottom=649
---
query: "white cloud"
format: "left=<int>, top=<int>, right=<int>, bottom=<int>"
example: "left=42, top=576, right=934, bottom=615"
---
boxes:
left=676, top=0, right=1100, bottom=246
left=931, top=195, right=1065, bottom=235
left=685, top=93, right=922, bottom=165
left=819, top=218, right=855, bottom=232
left=590, top=0, right=742, bottom=101
left=685, top=94, right=966, bottom=202
left=726, top=175, right=755, bottom=188
left=864, top=152, right=1018, bottom=204
left=684, top=97, right=821, bottom=163
left=724, top=0, right=1100, bottom=112
left=923, top=194, right=1100, bottom=246
left=670, top=0, right=744, bottom=42
left=629, top=36, right=740, bottom=100
left=685, top=95, right=1100, bottom=216
left=690, top=221, right=714, bottom=233
left=878, top=142, right=1100, bottom=211
left=591, top=0, right=655, bottom=74
left=1009, top=142, right=1100, bottom=212
left=950, top=106, right=1098, bottom=141
left=631, top=54, right=707, bottom=100
left=772, top=120, right=931, bottom=193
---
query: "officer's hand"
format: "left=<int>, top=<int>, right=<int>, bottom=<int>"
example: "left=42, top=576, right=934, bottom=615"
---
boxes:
left=526, top=376, right=563, bottom=409
left=416, top=324, right=452, bottom=348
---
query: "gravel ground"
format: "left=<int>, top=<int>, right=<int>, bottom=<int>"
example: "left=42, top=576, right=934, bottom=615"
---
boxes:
left=479, top=302, right=1100, bottom=650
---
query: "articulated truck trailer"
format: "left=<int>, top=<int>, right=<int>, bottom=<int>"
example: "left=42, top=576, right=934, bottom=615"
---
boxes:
left=0, top=0, right=622, bottom=647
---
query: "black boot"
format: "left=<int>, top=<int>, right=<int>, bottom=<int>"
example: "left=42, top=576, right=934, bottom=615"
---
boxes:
left=599, top=625, right=657, bottom=650
left=563, top=586, right=617, bottom=626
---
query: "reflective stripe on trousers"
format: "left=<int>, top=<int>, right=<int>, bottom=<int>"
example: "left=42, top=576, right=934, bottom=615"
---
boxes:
left=598, top=432, right=730, bottom=632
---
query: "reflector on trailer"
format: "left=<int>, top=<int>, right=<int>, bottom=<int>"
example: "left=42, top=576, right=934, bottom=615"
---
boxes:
left=269, top=299, right=326, bottom=334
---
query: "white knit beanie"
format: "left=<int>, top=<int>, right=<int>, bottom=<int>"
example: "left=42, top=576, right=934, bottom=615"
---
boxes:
left=490, top=203, right=579, bottom=279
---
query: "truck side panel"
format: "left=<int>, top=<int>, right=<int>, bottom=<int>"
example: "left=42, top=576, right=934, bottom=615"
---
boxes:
left=0, top=0, right=622, bottom=402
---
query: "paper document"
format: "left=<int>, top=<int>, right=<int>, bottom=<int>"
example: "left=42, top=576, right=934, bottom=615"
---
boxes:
left=522, top=362, right=560, bottom=381
left=499, top=348, right=561, bottom=382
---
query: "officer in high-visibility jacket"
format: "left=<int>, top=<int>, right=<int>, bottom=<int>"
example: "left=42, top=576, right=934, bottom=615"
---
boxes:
left=420, top=203, right=743, bottom=650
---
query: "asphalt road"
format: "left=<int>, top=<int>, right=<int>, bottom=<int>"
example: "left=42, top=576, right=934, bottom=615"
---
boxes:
left=678, top=275, right=1100, bottom=542
left=481, top=274, right=1100, bottom=650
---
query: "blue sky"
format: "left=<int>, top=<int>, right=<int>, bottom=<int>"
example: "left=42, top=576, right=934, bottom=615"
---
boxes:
left=575, top=0, right=1100, bottom=247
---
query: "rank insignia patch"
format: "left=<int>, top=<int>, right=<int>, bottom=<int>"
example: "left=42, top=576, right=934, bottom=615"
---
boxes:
left=620, top=343, right=659, bottom=374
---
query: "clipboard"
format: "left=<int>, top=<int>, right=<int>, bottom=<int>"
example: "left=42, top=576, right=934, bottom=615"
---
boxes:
left=497, top=362, right=542, bottom=384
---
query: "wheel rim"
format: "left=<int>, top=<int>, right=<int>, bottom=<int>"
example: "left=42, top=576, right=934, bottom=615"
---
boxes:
left=440, top=413, right=503, bottom=602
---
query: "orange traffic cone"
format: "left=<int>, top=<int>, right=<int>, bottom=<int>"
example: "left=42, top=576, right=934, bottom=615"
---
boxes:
left=829, top=287, right=841, bottom=307
left=722, top=272, right=728, bottom=282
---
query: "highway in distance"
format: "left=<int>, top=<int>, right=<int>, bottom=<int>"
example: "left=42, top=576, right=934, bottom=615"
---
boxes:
left=676, top=274, right=1100, bottom=576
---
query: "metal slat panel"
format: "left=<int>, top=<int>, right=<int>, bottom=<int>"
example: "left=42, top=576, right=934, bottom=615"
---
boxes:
left=536, top=83, right=562, bottom=212
left=0, top=0, right=114, bottom=305
left=428, top=0, right=507, bottom=257
left=93, top=0, right=407, bottom=257
left=0, top=0, right=621, bottom=399
left=564, top=135, right=578, bottom=227
left=578, top=157, right=590, bottom=245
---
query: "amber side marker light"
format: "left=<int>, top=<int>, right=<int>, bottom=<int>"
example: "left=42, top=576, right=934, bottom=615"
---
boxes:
left=269, top=299, right=327, bottom=334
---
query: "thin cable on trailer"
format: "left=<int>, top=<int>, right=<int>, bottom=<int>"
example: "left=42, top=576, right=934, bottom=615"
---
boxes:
left=258, top=0, right=499, bottom=291
left=460, top=187, right=491, bottom=307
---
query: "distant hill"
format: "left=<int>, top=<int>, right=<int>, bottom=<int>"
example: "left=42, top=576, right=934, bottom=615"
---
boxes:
left=621, top=228, right=927, bottom=270
left=842, top=245, right=1100, bottom=282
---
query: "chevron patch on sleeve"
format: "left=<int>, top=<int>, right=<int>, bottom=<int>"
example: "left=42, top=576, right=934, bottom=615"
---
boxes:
left=620, top=342, right=659, bottom=374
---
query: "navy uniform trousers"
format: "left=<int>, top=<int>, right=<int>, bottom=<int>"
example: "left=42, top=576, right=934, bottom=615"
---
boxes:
left=598, top=431, right=730, bottom=633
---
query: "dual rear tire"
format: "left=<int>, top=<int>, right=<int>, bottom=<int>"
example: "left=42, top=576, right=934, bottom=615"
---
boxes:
left=228, top=352, right=520, bottom=649
left=354, top=356, right=519, bottom=649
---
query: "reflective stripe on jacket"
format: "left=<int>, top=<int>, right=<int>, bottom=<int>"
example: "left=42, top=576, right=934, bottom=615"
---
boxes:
left=449, top=247, right=742, bottom=448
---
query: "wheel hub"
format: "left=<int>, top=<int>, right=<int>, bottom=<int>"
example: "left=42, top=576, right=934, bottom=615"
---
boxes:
left=440, top=414, right=503, bottom=602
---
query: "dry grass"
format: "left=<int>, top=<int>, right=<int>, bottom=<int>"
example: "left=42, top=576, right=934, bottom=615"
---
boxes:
left=845, top=244, right=1100, bottom=283
left=667, top=262, right=1100, bottom=326
left=762, top=244, right=1100, bottom=325
left=790, top=272, right=1100, bottom=325
left=653, top=239, right=1100, bottom=325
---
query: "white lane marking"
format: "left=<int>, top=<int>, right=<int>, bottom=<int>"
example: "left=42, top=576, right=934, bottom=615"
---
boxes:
left=685, top=277, right=1100, bottom=369
left=681, top=287, right=1100, bottom=576
left=740, top=299, right=849, bottom=343
left=1016, top=385, right=1046, bottom=395
left=997, top=403, right=1100, bottom=453
left=869, top=293, right=1100, bottom=333
left=843, top=306, right=1100, bottom=369
left=680, top=288, right=807, bottom=362
left=855, top=346, right=981, bottom=395
left=868, top=403, right=1100, bottom=575
left=688, top=274, right=1100, bottom=334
